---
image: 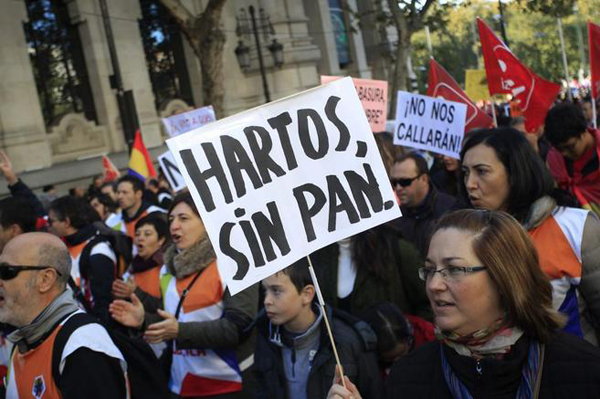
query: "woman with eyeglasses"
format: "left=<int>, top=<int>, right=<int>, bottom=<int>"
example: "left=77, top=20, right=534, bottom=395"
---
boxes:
left=328, top=209, right=600, bottom=399
left=109, top=192, right=258, bottom=399
left=460, top=127, right=600, bottom=345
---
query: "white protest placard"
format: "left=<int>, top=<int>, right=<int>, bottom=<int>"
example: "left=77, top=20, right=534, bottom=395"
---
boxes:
left=162, top=105, right=216, bottom=137
left=393, top=91, right=467, bottom=159
left=157, top=151, right=186, bottom=192
left=167, top=78, right=401, bottom=295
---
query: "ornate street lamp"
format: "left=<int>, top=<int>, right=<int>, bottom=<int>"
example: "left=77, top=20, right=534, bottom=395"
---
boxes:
left=268, top=39, right=284, bottom=67
left=234, top=41, right=251, bottom=70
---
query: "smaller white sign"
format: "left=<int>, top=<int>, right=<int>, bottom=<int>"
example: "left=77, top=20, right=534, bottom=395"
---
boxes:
left=157, top=151, right=186, bottom=192
left=162, top=106, right=216, bottom=137
left=393, top=91, right=467, bottom=159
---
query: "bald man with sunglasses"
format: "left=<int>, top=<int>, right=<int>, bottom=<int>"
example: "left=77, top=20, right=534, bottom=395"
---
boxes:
left=1, top=233, right=128, bottom=399
left=390, top=153, right=464, bottom=257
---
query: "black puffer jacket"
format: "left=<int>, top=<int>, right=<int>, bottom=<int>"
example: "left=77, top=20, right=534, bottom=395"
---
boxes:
left=253, top=306, right=382, bottom=399
left=386, top=331, right=600, bottom=399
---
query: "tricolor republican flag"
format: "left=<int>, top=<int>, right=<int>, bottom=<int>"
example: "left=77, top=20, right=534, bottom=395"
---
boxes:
left=128, top=130, right=157, bottom=182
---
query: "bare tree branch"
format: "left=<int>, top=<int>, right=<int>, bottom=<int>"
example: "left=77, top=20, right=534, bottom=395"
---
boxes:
left=202, top=0, right=227, bottom=20
left=420, top=0, right=435, bottom=17
left=158, top=0, right=193, bottom=24
left=159, top=0, right=228, bottom=116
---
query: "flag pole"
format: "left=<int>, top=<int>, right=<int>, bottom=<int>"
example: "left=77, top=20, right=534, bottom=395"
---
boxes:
left=306, top=255, right=347, bottom=389
left=558, top=18, right=573, bottom=102
left=593, top=97, right=598, bottom=129
left=425, top=26, right=433, bottom=57
left=491, top=101, right=498, bottom=127
left=590, top=22, right=598, bottom=128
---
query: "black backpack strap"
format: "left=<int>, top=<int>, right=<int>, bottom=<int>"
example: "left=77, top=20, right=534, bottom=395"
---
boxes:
left=68, top=277, right=93, bottom=314
left=51, top=312, right=96, bottom=385
left=174, top=269, right=203, bottom=319
left=78, top=235, right=109, bottom=281
left=164, top=269, right=203, bottom=357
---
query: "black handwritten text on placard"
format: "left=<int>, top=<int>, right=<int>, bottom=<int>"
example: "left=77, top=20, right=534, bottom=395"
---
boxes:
left=179, top=95, right=394, bottom=281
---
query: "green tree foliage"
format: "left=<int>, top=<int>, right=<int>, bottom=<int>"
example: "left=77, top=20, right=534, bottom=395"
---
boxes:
left=410, top=0, right=597, bottom=91
left=515, top=0, right=576, bottom=18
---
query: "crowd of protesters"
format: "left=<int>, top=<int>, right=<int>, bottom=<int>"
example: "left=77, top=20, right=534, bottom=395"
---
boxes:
left=1, top=96, right=600, bottom=399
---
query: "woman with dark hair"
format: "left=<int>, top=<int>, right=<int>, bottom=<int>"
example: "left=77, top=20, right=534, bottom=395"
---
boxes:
left=112, top=213, right=169, bottom=302
left=431, top=156, right=463, bottom=198
left=110, top=192, right=258, bottom=398
left=328, top=210, right=600, bottom=399
left=459, top=128, right=600, bottom=344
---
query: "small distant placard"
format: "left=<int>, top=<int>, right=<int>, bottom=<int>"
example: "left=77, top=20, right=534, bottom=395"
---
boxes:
left=393, top=91, right=467, bottom=159
left=321, top=76, right=388, bottom=133
left=159, top=106, right=217, bottom=191
left=167, top=78, right=401, bottom=295
left=162, top=105, right=216, bottom=137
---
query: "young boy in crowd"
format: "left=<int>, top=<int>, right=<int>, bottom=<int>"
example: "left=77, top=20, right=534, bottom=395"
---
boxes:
left=253, top=259, right=381, bottom=399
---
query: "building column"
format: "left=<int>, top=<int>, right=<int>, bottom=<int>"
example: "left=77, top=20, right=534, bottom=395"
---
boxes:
left=0, top=1, right=51, bottom=172
left=303, top=0, right=371, bottom=79
left=67, top=0, right=162, bottom=151
left=302, top=0, right=341, bottom=76
left=344, top=0, right=371, bottom=79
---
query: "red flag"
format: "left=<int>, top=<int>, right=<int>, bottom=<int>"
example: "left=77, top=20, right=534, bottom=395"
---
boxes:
left=589, top=22, right=600, bottom=99
left=426, top=58, right=493, bottom=133
left=477, top=18, right=560, bottom=132
left=102, top=155, right=120, bottom=182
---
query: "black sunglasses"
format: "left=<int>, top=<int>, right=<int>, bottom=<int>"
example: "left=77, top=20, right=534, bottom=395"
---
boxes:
left=0, top=264, right=62, bottom=281
left=390, top=174, right=422, bottom=188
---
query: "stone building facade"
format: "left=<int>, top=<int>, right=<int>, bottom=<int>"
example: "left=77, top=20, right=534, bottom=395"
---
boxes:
left=0, top=0, right=391, bottom=196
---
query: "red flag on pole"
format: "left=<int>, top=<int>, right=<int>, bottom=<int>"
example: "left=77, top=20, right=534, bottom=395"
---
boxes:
left=426, top=58, right=494, bottom=133
left=589, top=22, right=600, bottom=99
left=477, top=18, right=560, bottom=132
left=102, top=155, right=120, bottom=182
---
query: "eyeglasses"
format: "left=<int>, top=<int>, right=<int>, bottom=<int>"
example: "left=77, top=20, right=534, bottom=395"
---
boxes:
left=390, top=175, right=422, bottom=188
left=418, top=266, right=486, bottom=282
left=0, top=264, right=63, bottom=281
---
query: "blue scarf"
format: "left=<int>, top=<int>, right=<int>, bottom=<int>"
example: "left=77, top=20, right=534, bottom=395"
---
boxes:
left=441, top=340, right=544, bottom=399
